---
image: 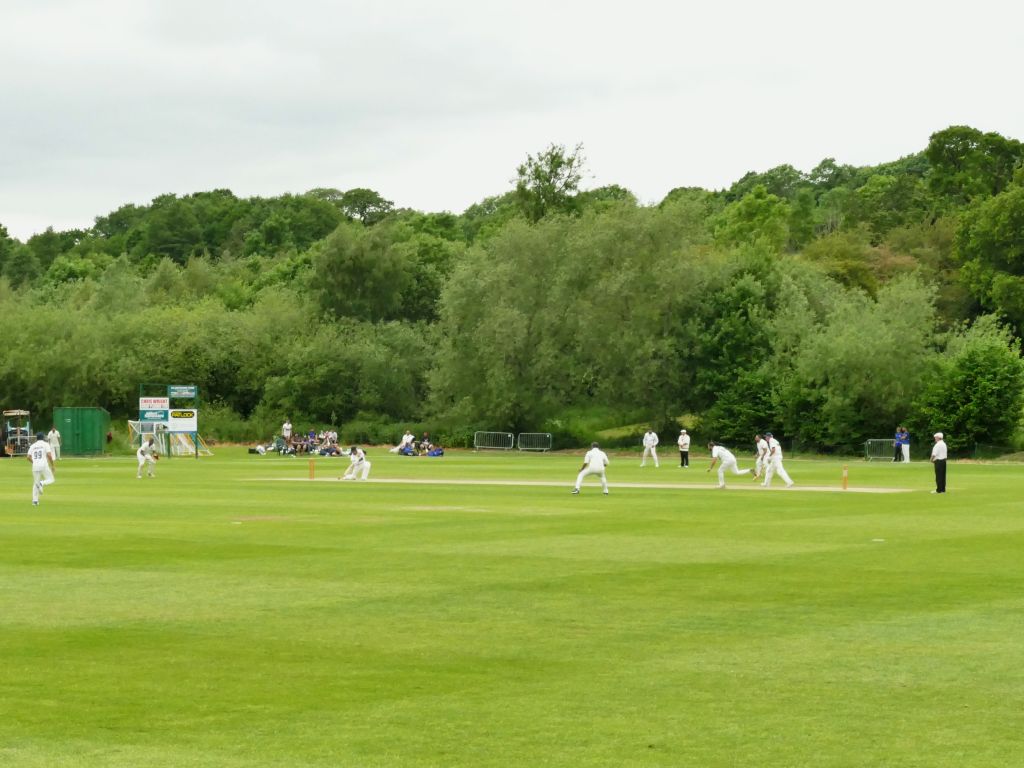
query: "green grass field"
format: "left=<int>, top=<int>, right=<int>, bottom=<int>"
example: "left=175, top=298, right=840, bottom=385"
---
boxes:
left=1, top=448, right=1022, bottom=767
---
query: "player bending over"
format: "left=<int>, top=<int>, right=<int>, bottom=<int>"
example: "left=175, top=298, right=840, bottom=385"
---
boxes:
left=706, top=441, right=751, bottom=488
left=137, top=437, right=159, bottom=479
left=343, top=446, right=371, bottom=480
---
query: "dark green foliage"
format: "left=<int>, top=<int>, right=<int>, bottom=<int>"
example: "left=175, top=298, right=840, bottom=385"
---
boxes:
left=313, top=223, right=411, bottom=321
left=0, top=223, right=15, bottom=272
left=726, top=164, right=808, bottom=202
left=913, top=316, right=1024, bottom=451
left=926, top=126, right=1024, bottom=203
left=4, top=126, right=1024, bottom=450
left=514, top=143, right=586, bottom=222
left=956, top=183, right=1024, bottom=328
left=338, top=188, right=395, bottom=225
left=2, top=243, right=41, bottom=287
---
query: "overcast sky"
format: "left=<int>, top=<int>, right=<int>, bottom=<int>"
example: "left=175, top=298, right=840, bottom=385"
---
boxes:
left=1, top=0, right=1021, bottom=240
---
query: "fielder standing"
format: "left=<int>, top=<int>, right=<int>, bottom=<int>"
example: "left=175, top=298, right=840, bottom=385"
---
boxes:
left=706, top=441, right=751, bottom=488
left=677, top=429, right=690, bottom=467
left=28, top=431, right=56, bottom=506
left=641, top=429, right=660, bottom=468
left=573, top=442, right=610, bottom=495
left=46, top=425, right=62, bottom=461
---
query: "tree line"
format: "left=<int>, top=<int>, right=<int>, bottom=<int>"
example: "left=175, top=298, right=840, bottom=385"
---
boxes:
left=1, top=125, right=1023, bottom=454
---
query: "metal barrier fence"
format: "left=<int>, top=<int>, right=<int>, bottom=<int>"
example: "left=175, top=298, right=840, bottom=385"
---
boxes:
left=473, top=431, right=515, bottom=450
left=864, top=439, right=895, bottom=461
left=517, top=432, right=553, bottom=452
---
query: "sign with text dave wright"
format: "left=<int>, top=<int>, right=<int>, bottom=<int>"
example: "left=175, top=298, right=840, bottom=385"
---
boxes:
left=138, top=394, right=198, bottom=432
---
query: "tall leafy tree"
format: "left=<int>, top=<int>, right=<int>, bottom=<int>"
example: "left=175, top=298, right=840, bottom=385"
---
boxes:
left=712, top=185, right=789, bottom=252
left=514, top=142, right=587, bottom=223
left=926, top=125, right=1024, bottom=203
left=0, top=223, right=15, bottom=272
left=956, top=182, right=1024, bottom=328
left=913, top=315, right=1024, bottom=451
left=339, top=188, right=394, bottom=225
left=312, top=223, right=410, bottom=321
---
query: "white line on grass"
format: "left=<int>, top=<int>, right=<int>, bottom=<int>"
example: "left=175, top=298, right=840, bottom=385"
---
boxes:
left=253, top=478, right=912, bottom=493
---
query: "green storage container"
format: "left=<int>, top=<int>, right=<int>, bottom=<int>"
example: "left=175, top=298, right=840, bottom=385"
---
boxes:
left=53, top=407, right=111, bottom=456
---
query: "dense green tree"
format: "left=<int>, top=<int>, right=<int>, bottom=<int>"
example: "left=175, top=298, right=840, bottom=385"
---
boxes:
left=0, top=223, right=15, bottom=271
left=913, top=316, right=1024, bottom=451
left=459, top=192, right=520, bottom=242
left=514, top=142, right=587, bottom=223
left=801, top=228, right=880, bottom=294
left=2, top=244, right=41, bottom=287
left=262, top=320, right=432, bottom=423
left=774, top=275, right=939, bottom=450
left=846, top=174, right=935, bottom=242
left=726, top=164, right=807, bottom=202
left=576, top=184, right=638, bottom=212
left=339, top=188, right=394, bottom=225
left=139, top=196, right=203, bottom=264
left=808, top=158, right=859, bottom=192
left=312, top=223, right=410, bottom=321
left=27, top=227, right=85, bottom=270
left=926, top=126, right=1024, bottom=203
left=956, top=183, right=1024, bottom=327
left=713, top=185, right=789, bottom=252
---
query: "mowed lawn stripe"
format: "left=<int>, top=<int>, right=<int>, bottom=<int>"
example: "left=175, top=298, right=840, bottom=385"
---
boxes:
left=1, top=449, right=1023, bottom=766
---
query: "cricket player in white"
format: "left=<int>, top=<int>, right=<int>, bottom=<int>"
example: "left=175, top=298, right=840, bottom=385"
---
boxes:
left=390, top=430, right=415, bottom=453
left=752, top=433, right=770, bottom=480
left=46, top=426, right=62, bottom=461
left=28, top=432, right=55, bottom=505
left=137, top=438, right=158, bottom=478
left=641, top=429, right=660, bottom=467
left=706, top=442, right=750, bottom=487
left=343, top=446, right=371, bottom=480
left=573, top=442, right=609, bottom=495
left=761, top=432, right=794, bottom=488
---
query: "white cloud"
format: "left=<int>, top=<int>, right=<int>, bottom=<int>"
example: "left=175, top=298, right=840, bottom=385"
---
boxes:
left=1, top=0, right=1022, bottom=239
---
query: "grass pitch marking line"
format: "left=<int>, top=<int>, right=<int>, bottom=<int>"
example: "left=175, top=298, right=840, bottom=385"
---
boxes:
left=253, top=477, right=912, bottom=493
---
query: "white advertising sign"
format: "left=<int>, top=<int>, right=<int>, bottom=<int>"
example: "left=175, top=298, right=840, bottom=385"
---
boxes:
left=168, top=409, right=198, bottom=432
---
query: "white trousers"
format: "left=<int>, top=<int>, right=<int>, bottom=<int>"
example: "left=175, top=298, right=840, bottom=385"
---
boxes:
left=641, top=446, right=659, bottom=467
left=575, top=467, right=608, bottom=492
left=763, top=457, right=792, bottom=487
left=717, top=459, right=750, bottom=487
left=901, top=444, right=910, bottom=462
left=32, top=465, right=55, bottom=502
left=344, top=460, right=371, bottom=480
left=137, top=455, right=156, bottom=477
left=49, top=442, right=61, bottom=460
left=754, top=456, right=767, bottom=477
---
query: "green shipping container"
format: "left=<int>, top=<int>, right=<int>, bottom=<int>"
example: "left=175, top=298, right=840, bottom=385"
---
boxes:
left=53, top=407, right=111, bottom=456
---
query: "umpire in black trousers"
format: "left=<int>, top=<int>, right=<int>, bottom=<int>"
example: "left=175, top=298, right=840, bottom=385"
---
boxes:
left=930, top=432, right=948, bottom=493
